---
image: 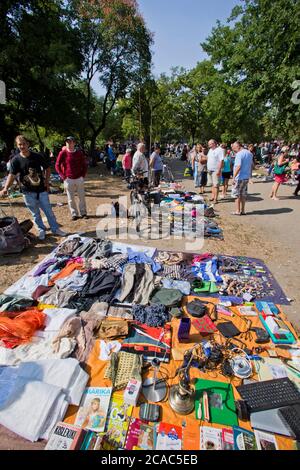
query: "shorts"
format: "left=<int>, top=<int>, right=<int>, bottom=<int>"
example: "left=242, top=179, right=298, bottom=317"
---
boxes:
left=222, top=172, right=231, bottom=180
left=231, top=179, right=249, bottom=199
left=207, top=170, right=220, bottom=187
left=274, top=174, right=287, bottom=184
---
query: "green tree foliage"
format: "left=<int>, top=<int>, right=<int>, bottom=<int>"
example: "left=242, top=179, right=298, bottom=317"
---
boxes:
left=74, top=0, right=152, bottom=163
left=0, top=1, right=84, bottom=154
left=202, top=0, right=300, bottom=140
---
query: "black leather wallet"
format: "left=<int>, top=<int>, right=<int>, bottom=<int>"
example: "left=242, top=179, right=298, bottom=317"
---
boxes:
left=216, top=321, right=241, bottom=338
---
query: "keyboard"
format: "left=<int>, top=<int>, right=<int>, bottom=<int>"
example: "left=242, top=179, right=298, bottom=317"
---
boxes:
left=279, top=405, right=300, bottom=440
left=237, top=378, right=300, bottom=413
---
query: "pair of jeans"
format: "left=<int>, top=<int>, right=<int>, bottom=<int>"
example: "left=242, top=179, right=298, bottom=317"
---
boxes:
left=152, top=170, right=162, bottom=187
left=23, top=191, right=59, bottom=232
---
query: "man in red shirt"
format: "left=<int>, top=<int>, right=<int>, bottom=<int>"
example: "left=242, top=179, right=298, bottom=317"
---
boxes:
left=56, top=136, right=88, bottom=220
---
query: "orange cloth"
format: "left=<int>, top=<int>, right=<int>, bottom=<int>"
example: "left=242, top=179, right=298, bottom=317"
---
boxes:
left=0, top=308, right=46, bottom=348
left=48, top=261, right=85, bottom=286
left=64, top=296, right=297, bottom=450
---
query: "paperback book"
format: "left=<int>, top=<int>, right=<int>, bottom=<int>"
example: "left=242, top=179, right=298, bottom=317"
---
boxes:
left=200, top=426, right=222, bottom=451
left=156, top=423, right=182, bottom=451
left=254, top=430, right=278, bottom=450
left=104, top=392, right=133, bottom=449
left=233, top=426, right=257, bottom=450
left=125, top=418, right=156, bottom=450
left=45, top=422, right=87, bottom=450
left=222, top=428, right=234, bottom=450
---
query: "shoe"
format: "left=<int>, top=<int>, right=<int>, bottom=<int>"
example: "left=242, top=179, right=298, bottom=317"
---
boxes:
left=81, top=214, right=88, bottom=219
left=72, top=215, right=79, bottom=221
left=231, top=212, right=241, bottom=216
left=38, top=230, right=46, bottom=240
left=52, top=228, right=67, bottom=237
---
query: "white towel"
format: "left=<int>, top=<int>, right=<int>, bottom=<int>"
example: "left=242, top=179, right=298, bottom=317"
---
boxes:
left=17, top=358, right=88, bottom=405
left=0, top=377, right=68, bottom=442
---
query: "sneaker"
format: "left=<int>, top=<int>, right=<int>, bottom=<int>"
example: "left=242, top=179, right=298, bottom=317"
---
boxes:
left=71, top=215, right=79, bottom=221
left=52, top=228, right=67, bottom=237
left=38, top=230, right=46, bottom=240
left=81, top=214, right=88, bottom=219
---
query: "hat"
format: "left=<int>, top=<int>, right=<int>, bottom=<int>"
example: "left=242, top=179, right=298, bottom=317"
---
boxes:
left=66, top=136, right=76, bottom=142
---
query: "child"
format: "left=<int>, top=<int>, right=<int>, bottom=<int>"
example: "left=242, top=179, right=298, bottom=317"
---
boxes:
left=292, top=155, right=300, bottom=197
left=291, top=155, right=300, bottom=182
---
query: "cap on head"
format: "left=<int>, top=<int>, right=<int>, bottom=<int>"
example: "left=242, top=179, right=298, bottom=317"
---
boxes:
left=66, top=136, right=76, bottom=142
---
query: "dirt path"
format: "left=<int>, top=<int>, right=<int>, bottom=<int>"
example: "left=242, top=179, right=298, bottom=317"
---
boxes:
left=1, top=160, right=299, bottom=329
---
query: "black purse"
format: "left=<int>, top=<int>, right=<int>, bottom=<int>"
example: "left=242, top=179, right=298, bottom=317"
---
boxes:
left=186, top=299, right=207, bottom=318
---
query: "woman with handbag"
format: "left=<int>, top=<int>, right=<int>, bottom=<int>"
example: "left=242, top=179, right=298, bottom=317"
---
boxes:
left=269, top=146, right=290, bottom=200
left=191, top=144, right=208, bottom=194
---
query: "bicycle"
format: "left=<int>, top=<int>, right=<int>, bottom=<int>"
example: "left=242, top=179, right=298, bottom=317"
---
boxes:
left=128, top=171, right=161, bottom=233
left=161, top=162, right=175, bottom=183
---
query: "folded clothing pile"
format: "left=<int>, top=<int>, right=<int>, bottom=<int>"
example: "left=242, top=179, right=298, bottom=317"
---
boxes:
left=0, top=358, right=88, bottom=442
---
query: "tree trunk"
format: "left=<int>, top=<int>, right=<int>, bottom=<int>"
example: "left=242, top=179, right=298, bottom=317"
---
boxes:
left=145, top=134, right=151, bottom=156
left=3, top=133, right=15, bottom=160
left=89, top=134, right=98, bottom=167
left=191, top=128, right=196, bottom=147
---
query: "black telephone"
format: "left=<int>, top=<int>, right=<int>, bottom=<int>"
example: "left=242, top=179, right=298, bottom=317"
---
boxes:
left=139, top=403, right=161, bottom=422
left=251, top=327, right=270, bottom=344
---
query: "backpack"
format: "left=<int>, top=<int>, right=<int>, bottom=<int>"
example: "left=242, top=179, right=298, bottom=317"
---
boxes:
left=0, top=216, right=26, bottom=255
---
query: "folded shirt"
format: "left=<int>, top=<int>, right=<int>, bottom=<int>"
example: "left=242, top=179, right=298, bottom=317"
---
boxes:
left=5, top=274, right=51, bottom=299
left=34, top=307, right=77, bottom=341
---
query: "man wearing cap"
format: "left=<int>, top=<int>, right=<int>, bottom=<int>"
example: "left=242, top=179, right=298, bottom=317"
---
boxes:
left=56, top=137, right=88, bottom=220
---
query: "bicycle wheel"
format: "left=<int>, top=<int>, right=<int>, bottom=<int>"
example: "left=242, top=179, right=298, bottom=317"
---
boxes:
left=130, top=190, right=136, bottom=206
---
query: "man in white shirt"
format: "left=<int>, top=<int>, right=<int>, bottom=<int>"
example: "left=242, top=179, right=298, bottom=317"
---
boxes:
left=207, top=139, right=224, bottom=204
left=132, top=143, right=149, bottom=182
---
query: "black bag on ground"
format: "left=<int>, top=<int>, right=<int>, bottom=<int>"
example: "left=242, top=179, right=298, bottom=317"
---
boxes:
left=0, top=216, right=26, bottom=254
left=186, top=299, right=207, bottom=318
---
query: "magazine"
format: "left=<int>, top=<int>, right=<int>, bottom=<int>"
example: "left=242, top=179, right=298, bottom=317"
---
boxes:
left=75, top=387, right=112, bottom=433
left=155, top=423, right=182, bottom=450
left=233, top=426, right=257, bottom=450
left=104, top=393, right=133, bottom=449
left=222, top=428, right=234, bottom=450
left=254, top=430, right=278, bottom=450
left=136, top=422, right=156, bottom=450
left=237, top=306, right=258, bottom=317
left=200, top=426, right=222, bottom=451
left=125, top=418, right=156, bottom=450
